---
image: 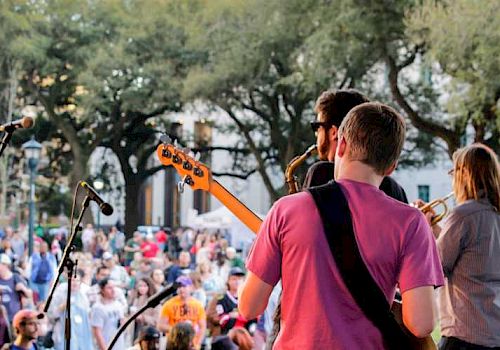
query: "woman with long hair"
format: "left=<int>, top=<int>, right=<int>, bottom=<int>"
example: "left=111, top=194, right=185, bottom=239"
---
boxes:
left=165, top=322, right=195, bottom=350
left=430, top=143, right=500, bottom=350
left=128, top=277, right=159, bottom=340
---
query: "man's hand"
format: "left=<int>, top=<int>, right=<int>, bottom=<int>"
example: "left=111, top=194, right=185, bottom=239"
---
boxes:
left=411, top=199, right=442, bottom=238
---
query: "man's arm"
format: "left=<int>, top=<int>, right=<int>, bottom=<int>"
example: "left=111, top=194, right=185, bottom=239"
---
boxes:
left=196, top=317, right=207, bottom=349
left=92, top=326, right=107, bottom=350
left=157, top=314, right=170, bottom=334
left=401, top=286, right=437, bottom=338
left=238, top=271, right=274, bottom=320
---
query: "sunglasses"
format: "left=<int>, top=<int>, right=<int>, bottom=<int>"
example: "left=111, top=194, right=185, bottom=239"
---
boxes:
left=310, top=121, right=332, bottom=133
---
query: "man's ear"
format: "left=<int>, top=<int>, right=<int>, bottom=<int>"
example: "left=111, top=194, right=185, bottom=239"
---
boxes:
left=384, top=162, right=397, bottom=176
left=328, top=125, right=338, bottom=142
left=336, top=136, right=347, bottom=158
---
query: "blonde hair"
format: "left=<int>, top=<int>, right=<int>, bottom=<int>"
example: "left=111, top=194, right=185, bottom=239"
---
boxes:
left=452, top=143, right=500, bottom=211
left=338, top=102, right=406, bottom=175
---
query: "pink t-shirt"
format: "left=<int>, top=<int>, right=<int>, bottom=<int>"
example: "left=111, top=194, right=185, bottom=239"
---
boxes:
left=246, top=179, right=444, bottom=350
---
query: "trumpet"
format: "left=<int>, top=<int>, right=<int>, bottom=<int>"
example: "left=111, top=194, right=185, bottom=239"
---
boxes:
left=285, top=144, right=317, bottom=194
left=419, top=192, right=454, bottom=225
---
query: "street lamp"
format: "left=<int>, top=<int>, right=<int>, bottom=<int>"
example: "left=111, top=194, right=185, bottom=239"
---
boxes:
left=93, top=179, right=104, bottom=231
left=22, top=137, right=42, bottom=257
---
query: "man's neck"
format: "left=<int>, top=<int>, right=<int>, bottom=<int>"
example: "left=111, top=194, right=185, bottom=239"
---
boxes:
left=101, top=296, right=114, bottom=304
left=336, top=160, right=384, bottom=188
left=14, top=336, right=34, bottom=349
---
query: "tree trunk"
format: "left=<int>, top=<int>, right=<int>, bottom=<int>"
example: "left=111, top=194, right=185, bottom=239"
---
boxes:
left=385, top=54, right=462, bottom=158
left=123, top=172, right=141, bottom=238
left=0, top=62, right=17, bottom=220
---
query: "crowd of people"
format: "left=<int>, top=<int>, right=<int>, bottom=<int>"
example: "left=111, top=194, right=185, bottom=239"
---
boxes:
left=0, top=224, right=259, bottom=350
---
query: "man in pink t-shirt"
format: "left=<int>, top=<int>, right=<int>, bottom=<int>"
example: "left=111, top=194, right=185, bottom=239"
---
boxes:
left=239, top=101, right=445, bottom=349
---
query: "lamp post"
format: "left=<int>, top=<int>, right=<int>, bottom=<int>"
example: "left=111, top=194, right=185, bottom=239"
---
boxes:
left=93, top=179, right=104, bottom=231
left=22, top=137, right=42, bottom=257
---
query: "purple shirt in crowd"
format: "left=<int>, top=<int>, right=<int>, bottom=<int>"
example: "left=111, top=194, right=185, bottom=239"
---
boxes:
left=246, top=179, right=444, bottom=350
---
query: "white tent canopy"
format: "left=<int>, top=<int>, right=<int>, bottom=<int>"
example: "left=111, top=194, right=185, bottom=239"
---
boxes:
left=189, top=206, right=265, bottom=252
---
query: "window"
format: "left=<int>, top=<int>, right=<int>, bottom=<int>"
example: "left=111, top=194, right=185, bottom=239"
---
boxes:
left=417, top=185, right=430, bottom=202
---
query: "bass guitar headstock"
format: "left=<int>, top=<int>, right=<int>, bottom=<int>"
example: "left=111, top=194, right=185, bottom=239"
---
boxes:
left=156, top=137, right=211, bottom=192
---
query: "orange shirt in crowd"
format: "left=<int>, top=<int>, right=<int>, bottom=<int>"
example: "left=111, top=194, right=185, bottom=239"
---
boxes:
left=160, top=295, right=206, bottom=347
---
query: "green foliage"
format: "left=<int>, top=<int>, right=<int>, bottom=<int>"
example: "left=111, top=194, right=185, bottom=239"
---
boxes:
left=407, top=0, right=500, bottom=150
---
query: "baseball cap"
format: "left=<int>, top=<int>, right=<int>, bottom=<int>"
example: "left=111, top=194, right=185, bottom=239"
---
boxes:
left=0, top=253, right=11, bottom=266
left=102, top=252, right=113, bottom=260
left=229, top=267, right=245, bottom=277
left=138, top=326, right=160, bottom=341
left=175, top=275, right=193, bottom=287
left=12, top=309, right=44, bottom=329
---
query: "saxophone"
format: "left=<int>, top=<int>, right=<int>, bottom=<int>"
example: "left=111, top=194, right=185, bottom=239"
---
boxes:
left=284, top=144, right=318, bottom=194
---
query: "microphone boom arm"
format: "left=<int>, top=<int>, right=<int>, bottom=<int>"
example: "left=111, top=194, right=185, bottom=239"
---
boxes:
left=106, top=283, right=179, bottom=350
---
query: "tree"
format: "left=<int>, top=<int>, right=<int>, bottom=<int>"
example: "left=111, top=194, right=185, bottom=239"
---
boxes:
left=184, top=0, right=330, bottom=201
left=79, top=0, right=198, bottom=234
left=0, top=0, right=43, bottom=220
left=406, top=0, right=500, bottom=153
left=16, top=0, right=115, bottom=195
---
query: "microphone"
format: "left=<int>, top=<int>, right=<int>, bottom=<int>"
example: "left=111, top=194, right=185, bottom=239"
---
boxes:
left=80, top=181, right=114, bottom=216
left=0, top=116, right=34, bottom=132
left=146, top=282, right=180, bottom=308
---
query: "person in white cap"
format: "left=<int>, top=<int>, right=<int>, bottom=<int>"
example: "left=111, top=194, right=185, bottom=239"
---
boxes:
left=102, top=252, right=130, bottom=289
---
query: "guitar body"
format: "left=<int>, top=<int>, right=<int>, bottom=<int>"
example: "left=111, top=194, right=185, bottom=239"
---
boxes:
left=391, top=301, right=437, bottom=350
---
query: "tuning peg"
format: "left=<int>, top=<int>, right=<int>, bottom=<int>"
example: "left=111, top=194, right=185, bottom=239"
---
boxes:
left=160, top=134, right=171, bottom=145
left=194, top=152, right=201, bottom=161
left=173, top=139, right=178, bottom=147
left=177, top=175, right=194, bottom=194
left=177, top=180, right=185, bottom=194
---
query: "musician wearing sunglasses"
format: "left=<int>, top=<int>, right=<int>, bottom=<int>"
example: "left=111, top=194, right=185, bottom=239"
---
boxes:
left=421, top=144, right=500, bottom=350
left=239, top=102, right=444, bottom=349
left=310, top=89, right=408, bottom=203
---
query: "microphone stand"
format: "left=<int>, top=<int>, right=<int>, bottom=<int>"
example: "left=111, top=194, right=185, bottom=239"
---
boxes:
left=44, top=195, right=91, bottom=350
left=106, top=282, right=179, bottom=350
left=0, top=130, right=13, bottom=158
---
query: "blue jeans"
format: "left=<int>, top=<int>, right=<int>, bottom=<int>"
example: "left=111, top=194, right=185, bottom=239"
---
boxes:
left=30, top=281, right=50, bottom=302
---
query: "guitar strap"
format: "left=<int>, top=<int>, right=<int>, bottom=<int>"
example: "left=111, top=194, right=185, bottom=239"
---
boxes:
left=308, top=181, right=411, bottom=350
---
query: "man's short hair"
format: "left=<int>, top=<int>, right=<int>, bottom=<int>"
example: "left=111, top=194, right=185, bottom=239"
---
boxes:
left=314, top=89, right=369, bottom=128
left=96, top=265, right=109, bottom=275
left=98, top=277, right=111, bottom=290
left=338, top=102, right=406, bottom=175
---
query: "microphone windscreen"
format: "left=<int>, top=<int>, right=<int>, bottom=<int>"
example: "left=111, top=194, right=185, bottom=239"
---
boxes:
left=100, top=203, right=114, bottom=216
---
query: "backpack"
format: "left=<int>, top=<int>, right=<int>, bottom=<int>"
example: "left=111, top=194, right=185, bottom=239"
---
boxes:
left=34, top=256, right=51, bottom=284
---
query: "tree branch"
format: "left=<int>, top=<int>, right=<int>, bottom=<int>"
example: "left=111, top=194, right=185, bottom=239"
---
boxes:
left=385, top=54, right=461, bottom=157
left=212, top=169, right=257, bottom=179
left=219, top=104, right=279, bottom=201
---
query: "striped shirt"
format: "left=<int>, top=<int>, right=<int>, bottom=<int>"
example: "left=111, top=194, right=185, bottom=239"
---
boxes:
left=437, top=198, right=500, bottom=347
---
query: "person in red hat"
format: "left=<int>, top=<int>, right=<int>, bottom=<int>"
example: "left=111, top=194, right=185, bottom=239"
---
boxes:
left=3, top=309, right=44, bottom=350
